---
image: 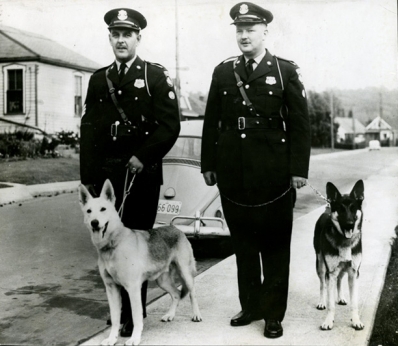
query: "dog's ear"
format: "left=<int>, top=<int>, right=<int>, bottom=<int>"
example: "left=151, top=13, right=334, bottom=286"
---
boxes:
left=100, top=179, right=116, bottom=205
left=79, top=184, right=92, bottom=206
left=326, top=182, right=341, bottom=203
left=350, top=179, right=364, bottom=201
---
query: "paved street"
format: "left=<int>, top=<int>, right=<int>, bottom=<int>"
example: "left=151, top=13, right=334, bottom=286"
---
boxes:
left=0, top=148, right=397, bottom=345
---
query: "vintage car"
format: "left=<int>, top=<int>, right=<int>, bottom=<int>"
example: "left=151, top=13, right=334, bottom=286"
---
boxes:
left=369, top=140, right=381, bottom=150
left=154, top=120, right=230, bottom=238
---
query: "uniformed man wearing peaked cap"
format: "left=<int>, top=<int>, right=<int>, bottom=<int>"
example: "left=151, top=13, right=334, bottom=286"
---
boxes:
left=201, top=2, right=311, bottom=339
left=80, top=7, right=180, bottom=340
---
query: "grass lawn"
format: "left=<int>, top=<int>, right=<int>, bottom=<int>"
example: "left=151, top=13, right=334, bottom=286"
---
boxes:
left=0, top=157, right=80, bottom=185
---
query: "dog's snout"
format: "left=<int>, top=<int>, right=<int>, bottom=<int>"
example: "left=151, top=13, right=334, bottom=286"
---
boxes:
left=91, top=219, right=100, bottom=231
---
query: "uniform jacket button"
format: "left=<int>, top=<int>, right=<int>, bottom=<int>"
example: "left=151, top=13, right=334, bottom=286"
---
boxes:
left=118, top=90, right=122, bottom=95
left=245, top=85, right=249, bottom=89
left=241, top=133, right=246, bottom=139
left=269, top=91, right=273, bottom=95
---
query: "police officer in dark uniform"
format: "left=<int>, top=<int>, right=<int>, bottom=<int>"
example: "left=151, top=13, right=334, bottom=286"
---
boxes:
left=80, top=8, right=180, bottom=337
left=201, top=2, right=311, bottom=339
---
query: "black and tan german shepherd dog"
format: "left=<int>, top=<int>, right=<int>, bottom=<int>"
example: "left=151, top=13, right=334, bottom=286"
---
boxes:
left=314, top=180, right=365, bottom=331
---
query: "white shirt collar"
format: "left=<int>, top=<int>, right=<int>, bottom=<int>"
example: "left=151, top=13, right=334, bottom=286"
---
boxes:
left=115, top=55, right=137, bottom=71
left=244, top=50, right=266, bottom=68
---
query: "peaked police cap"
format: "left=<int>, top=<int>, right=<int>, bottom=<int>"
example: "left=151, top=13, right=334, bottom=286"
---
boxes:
left=230, top=2, right=273, bottom=25
left=104, top=8, right=147, bottom=31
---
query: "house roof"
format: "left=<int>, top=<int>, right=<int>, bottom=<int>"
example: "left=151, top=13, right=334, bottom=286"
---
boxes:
left=334, top=116, right=366, bottom=134
left=365, top=116, right=392, bottom=131
left=0, top=25, right=101, bottom=72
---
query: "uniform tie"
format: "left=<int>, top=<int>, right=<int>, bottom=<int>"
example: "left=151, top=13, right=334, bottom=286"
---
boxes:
left=119, top=63, right=127, bottom=83
left=246, top=59, right=255, bottom=77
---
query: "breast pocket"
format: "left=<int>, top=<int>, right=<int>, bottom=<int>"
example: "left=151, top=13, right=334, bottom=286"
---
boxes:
left=256, top=86, right=284, bottom=116
left=219, top=87, right=241, bottom=115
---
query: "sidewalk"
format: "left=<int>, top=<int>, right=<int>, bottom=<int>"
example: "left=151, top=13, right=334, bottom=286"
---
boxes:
left=80, top=170, right=398, bottom=345
left=0, top=180, right=80, bottom=206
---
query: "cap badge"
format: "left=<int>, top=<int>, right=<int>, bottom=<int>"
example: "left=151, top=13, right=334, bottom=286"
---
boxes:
left=239, top=4, right=249, bottom=14
left=117, top=10, right=128, bottom=21
left=266, top=76, right=277, bottom=85
left=134, top=79, right=145, bottom=89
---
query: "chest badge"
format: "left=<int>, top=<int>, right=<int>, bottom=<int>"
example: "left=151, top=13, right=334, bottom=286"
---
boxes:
left=266, top=76, right=277, bottom=85
left=134, top=79, right=145, bottom=89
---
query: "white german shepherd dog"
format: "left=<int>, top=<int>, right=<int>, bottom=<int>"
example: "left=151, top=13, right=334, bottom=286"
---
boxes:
left=79, top=179, right=202, bottom=346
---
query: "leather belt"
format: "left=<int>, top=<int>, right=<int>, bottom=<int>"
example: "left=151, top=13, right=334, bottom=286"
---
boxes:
left=225, top=117, right=285, bottom=131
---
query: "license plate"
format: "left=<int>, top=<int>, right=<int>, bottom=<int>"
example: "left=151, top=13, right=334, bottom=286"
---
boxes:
left=157, top=200, right=182, bottom=215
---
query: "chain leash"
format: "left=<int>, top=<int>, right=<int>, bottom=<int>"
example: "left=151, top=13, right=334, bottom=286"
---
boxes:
left=219, top=185, right=292, bottom=208
left=118, top=169, right=136, bottom=217
left=306, top=181, right=330, bottom=205
left=218, top=181, right=329, bottom=208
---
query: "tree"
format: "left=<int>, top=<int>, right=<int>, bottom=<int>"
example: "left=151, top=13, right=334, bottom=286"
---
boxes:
left=307, top=91, right=339, bottom=148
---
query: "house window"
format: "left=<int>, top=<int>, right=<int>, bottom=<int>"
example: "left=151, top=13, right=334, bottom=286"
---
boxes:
left=6, top=69, right=24, bottom=114
left=74, top=75, right=82, bottom=117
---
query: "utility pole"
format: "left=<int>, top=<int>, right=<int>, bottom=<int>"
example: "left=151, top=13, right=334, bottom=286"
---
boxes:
left=175, top=0, right=181, bottom=120
left=351, top=110, right=356, bottom=150
left=330, top=92, right=334, bottom=151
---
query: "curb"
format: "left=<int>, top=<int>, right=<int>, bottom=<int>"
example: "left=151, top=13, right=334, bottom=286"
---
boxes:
left=0, top=180, right=80, bottom=206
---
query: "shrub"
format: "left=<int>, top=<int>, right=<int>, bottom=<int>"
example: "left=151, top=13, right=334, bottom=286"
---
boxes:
left=0, top=130, right=41, bottom=158
left=56, top=130, right=79, bottom=148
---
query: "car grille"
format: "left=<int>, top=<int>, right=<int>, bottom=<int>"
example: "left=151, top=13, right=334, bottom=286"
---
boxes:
left=163, top=158, right=201, bottom=168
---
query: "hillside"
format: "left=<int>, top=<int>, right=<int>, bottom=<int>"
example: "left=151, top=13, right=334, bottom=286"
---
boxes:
left=331, top=87, right=398, bottom=129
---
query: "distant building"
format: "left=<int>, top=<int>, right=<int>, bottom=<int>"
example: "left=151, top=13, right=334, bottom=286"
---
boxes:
left=365, top=116, right=395, bottom=146
left=0, top=25, right=101, bottom=135
left=334, top=116, right=366, bottom=145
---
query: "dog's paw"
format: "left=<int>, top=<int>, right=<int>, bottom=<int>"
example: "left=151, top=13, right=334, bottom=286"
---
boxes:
left=101, top=336, right=118, bottom=345
left=125, top=336, right=141, bottom=346
left=338, top=298, right=348, bottom=305
left=316, top=303, right=326, bottom=310
left=192, top=314, right=202, bottom=322
left=320, top=317, right=334, bottom=330
left=352, top=318, right=364, bottom=330
left=161, top=313, right=175, bottom=322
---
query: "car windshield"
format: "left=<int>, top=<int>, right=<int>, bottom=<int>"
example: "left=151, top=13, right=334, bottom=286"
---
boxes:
left=166, top=137, right=201, bottom=160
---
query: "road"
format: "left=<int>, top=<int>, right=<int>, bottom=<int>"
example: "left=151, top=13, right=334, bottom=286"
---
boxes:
left=0, top=147, right=397, bottom=345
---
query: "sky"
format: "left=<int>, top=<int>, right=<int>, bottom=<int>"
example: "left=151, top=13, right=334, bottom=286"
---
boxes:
left=0, top=0, right=397, bottom=93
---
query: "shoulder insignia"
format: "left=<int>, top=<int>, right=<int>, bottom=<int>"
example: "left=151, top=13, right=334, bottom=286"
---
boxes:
left=275, top=56, right=299, bottom=68
left=93, top=64, right=112, bottom=74
left=218, top=56, right=239, bottom=65
left=145, top=60, right=167, bottom=70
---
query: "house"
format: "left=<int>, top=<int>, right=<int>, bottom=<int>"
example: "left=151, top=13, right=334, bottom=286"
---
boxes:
left=0, top=25, right=101, bottom=135
left=334, top=116, right=366, bottom=145
left=365, top=116, right=395, bottom=146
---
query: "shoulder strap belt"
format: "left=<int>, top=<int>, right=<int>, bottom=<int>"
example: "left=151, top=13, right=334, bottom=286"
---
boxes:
left=233, top=60, right=258, bottom=117
left=105, top=67, right=130, bottom=124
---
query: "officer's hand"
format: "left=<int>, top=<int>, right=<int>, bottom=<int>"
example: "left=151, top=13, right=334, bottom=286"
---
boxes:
left=127, top=156, right=144, bottom=174
left=203, top=171, right=217, bottom=186
left=291, top=176, right=307, bottom=189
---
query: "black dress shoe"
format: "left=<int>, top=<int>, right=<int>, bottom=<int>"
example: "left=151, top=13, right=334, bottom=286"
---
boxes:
left=264, top=320, right=283, bottom=338
left=120, top=319, right=134, bottom=337
left=230, top=310, right=261, bottom=327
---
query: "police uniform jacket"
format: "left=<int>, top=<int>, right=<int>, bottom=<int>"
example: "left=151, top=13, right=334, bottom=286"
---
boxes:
left=201, top=49, right=311, bottom=203
left=80, top=56, right=180, bottom=190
